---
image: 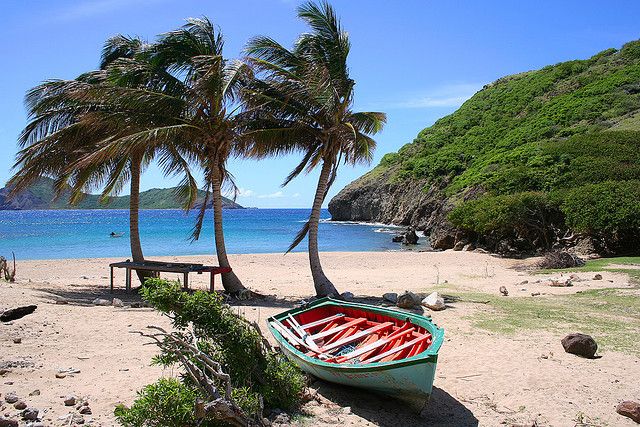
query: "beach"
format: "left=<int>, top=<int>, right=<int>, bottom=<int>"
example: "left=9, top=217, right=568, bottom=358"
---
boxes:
left=1, top=250, right=639, bottom=426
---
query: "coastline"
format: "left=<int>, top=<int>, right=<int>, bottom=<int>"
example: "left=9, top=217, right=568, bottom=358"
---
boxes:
left=2, top=250, right=639, bottom=426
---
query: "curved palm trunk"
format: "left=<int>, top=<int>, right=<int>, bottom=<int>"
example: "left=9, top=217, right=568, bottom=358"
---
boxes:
left=211, top=169, right=246, bottom=294
left=129, top=155, right=152, bottom=284
left=308, top=160, right=339, bottom=297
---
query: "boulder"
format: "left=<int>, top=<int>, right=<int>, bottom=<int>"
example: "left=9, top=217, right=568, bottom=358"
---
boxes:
left=421, top=292, right=446, bottom=311
left=463, top=243, right=475, bottom=251
left=112, top=298, right=124, bottom=308
left=0, top=306, right=37, bottom=322
left=593, top=274, right=603, bottom=280
left=382, top=293, right=398, bottom=304
left=452, top=241, right=465, bottom=251
left=391, top=235, right=404, bottom=243
left=13, top=401, right=26, bottom=410
left=63, top=395, right=76, bottom=406
left=92, top=298, right=110, bottom=306
left=403, top=227, right=419, bottom=245
left=616, top=401, right=640, bottom=424
left=561, top=333, right=597, bottom=358
left=396, top=291, right=421, bottom=309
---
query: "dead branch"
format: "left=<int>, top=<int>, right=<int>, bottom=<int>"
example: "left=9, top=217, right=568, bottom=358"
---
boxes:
left=133, top=325, right=261, bottom=427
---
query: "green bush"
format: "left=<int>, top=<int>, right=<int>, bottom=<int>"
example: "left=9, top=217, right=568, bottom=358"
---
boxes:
left=114, top=378, right=214, bottom=427
left=449, top=192, right=554, bottom=235
left=141, top=279, right=305, bottom=412
left=559, top=180, right=640, bottom=233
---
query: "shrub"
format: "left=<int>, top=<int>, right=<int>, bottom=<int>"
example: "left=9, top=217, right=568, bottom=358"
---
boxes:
left=559, top=180, right=640, bottom=233
left=537, top=251, right=585, bottom=269
left=449, top=192, right=555, bottom=234
left=114, top=378, right=211, bottom=427
left=140, top=279, right=305, bottom=412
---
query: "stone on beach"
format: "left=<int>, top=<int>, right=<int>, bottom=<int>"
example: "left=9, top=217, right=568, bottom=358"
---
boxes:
left=382, top=292, right=398, bottom=304
left=13, top=401, right=26, bottom=410
left=396, top=291, right=421, bottom=309
left=21, top=408, right=38, bottom=421
left=561, top=333, right=598, bottom=358
left=3, top=393, right=18, bottom=404
left=548, top=278, right=572, bottom=287
left=63, top=395, right=76, bottom=406
left=593, top=273, right=603, bottom=280
left=92, top=298, right=110, bottom=306
left=499, top=286, right=509, bottom=296
left=616, top=401, right=640, bottom=424
left=0, top=417, right=18, bottom=427
left=421, top=292, right=446, bottom=311
left=112, top=298, right=124, bottom=307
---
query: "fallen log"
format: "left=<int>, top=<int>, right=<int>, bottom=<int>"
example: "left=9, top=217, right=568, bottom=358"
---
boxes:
left=0, top=305, right=37, bottom=322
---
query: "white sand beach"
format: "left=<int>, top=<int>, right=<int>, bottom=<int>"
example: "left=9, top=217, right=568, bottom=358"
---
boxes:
left=1, top=250, right=639, bottom=426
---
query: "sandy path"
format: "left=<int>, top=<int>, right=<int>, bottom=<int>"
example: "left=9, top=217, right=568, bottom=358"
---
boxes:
left=1, top=251, right=638, bottom=426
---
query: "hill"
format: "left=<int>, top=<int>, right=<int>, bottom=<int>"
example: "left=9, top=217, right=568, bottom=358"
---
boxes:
left=329, top=41, right=640, bottom=256
left=0, top=177, right=244, bottom=210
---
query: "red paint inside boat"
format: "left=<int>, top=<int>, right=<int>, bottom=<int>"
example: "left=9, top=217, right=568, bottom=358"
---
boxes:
left=279, top=304, right=433, bottom=364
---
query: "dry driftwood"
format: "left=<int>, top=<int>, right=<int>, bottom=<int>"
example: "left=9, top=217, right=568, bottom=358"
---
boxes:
left=0, top=253, right=16, bottom=282
left=134, top=325, right=263, bottom=427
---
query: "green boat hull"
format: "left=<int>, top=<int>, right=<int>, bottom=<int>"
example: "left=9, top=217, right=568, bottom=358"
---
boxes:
left=268, top=297, right=445, bottom=408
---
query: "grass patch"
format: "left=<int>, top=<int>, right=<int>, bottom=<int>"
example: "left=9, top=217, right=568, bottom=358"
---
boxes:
left=453, top=287, right=640, bottom=356
left=538, top=256, right=640, bottom=283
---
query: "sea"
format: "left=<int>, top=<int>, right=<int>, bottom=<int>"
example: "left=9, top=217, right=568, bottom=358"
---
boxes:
left=0, top=209, right=430, bottom=260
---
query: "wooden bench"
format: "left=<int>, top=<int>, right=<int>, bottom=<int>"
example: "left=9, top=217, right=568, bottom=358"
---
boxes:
left=109, top=260, right=231, bottom=293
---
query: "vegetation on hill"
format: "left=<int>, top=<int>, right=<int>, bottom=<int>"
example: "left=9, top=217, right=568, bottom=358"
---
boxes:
left=332, top=40, right=640, bottom=255
left=0, top=177, right=243, bottom=210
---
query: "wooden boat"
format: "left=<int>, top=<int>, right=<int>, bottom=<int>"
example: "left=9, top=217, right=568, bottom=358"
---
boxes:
left=268, top=297, right=444, bottom=408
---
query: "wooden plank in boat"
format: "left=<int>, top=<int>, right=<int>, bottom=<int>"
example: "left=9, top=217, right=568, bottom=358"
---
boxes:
left=365, top=333, right=430, bottom=364
left=310, top=317, right=367, bottom=340
left=322, top=322, right=393, bottom=352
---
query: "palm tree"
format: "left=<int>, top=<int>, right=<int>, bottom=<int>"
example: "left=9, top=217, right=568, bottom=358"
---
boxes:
left=243, top=1, right=386, bottom=297
left=77, top=18, right=251, bottom=293
left=9, top=37, right=198, bottom=284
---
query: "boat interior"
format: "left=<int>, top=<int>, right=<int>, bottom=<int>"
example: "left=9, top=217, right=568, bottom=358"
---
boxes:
left=271, top=304, right=434, bottom=364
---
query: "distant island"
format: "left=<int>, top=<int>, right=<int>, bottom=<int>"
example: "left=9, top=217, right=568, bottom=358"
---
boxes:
left=0, top=177, right=244, bottom=210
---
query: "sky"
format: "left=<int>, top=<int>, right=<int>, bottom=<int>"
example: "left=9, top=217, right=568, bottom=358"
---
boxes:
left=1, top=1, right=639, bottom=208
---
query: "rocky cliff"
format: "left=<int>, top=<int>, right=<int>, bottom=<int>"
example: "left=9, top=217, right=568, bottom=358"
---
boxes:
left=330, top=41, right=640, bottom=255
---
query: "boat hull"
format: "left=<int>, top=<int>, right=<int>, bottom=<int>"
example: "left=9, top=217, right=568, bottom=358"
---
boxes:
left=268, top=298, right=444, bottom=408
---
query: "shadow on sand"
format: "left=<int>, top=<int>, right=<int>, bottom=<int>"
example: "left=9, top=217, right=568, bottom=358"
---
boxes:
left=311, top=380, right=478, bottom=426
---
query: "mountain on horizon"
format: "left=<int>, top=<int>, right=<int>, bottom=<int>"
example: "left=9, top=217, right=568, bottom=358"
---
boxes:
left=0, top=177, right=244, bottom=210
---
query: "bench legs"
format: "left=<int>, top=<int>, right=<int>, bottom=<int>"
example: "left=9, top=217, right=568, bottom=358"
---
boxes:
left=183, top=272, right=189, bottom=290
left=110, top=266, right=114, bottom=293
left=126, top=268, right=132, bottom=292
left=210, top=272, right=215, bottom=292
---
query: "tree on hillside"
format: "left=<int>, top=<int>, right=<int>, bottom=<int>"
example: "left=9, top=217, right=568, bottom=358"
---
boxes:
left=243, top=0, right=386, bottom=297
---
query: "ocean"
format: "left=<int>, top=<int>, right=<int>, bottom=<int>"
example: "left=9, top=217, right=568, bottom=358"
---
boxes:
left=0, top=209, right=429, bottom=260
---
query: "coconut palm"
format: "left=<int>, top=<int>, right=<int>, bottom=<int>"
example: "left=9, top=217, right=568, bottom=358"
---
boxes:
left=243, top=1, right=386, bottom=296
left=75, top=18, right=251, bottom=293
left=9, top=37, right=198, bottom=284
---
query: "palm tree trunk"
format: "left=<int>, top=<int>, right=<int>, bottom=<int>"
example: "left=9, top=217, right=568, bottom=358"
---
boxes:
left=129, top=155, right=151, bottom=284
left=308, top=160, right=339, bottom=297
left=211, top=168, right=246, bottom=294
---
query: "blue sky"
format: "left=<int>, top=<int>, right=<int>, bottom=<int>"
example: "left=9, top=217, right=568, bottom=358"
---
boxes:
left=1, top=1, right=638, bottom=208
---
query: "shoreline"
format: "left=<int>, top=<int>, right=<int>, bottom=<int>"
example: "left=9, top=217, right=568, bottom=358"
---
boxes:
left=2, top=251, right=639, bottom=426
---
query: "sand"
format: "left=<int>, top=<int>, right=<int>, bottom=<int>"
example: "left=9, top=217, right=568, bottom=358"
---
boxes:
left=1, top=250, right=639, bottom=426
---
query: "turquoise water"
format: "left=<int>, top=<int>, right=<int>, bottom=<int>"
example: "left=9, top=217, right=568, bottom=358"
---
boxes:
left=0, top=209, right=428, bottom=260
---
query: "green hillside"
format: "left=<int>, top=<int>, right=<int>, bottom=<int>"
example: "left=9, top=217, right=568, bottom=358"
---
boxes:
left=330, top=40, right=640, bottom=255
left=0, top=177, right=244, bottom=210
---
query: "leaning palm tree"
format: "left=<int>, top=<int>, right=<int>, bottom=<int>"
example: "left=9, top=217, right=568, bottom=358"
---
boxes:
left=9, top=37, right=198, bottom=284
left=77, top=18, right=251, bottom=294
left=243, top=1, right=386, bottom=296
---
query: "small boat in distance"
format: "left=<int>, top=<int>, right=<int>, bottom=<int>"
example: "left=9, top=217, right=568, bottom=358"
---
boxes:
left=109, top=232, right=124, bottom=238
left=268, top=297, right=444, bottom=409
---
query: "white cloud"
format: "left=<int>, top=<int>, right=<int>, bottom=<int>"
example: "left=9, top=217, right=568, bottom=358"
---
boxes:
left=383, top=83, right=484, bottom=109
left=236, top=188, right=255, bottom=198
left=292, top=193, right=300, bottom=198
left=258, top=191, right=285, bottom=199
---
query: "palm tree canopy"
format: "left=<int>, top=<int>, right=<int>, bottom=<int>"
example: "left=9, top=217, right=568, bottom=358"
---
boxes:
left=242, top=0, right=386, bottom=252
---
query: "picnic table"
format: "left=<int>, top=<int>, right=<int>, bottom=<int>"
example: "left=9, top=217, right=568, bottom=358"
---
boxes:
left=109, top=260, right=231, bottom=293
